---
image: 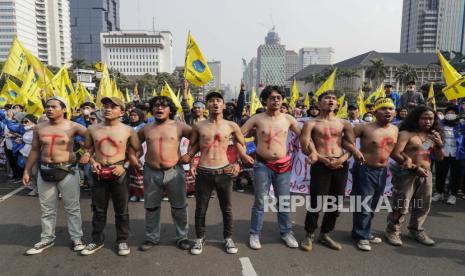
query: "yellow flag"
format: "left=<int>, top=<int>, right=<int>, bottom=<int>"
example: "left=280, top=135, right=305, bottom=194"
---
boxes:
left=437, top=51, right=465, bottom=100
left=187, top=89, right=195, bottom=108
left=96, top=64, right=113, bottom=108
left=152, top=88, right=157, bottom=97
left=337, top=94, right=345, bottom=109
left=18, top=68, right=44, bottom=117
left=315, top=69, right=337, bottom=98
left=336, top=101, right=348, bottom=119
left=428, top=83, right=436, bottom=111
left=75, top=81, right=94, bottom=107
left=184, top=32, right=213, bottom=86
left=357, top=88, right=367, bottom=116
left=290, top=79, right=299, bottom=109
left=1, top=79, right=21, bottom=104
left=365, top=83, right=385, bottom=105
left=250, top=88, right=263, bottom=115
left=124, top=88, right=131, bottom=103
left=160, top=81, right=182, bottom=113
left=50, top=66, right=75, bottom=110
left=304, top=92, right=310, bottom=108
left=2, top=37, right=29, bottom=80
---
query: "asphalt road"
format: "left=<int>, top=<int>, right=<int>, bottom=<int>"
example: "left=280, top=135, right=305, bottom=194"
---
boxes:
left=0, top=174, right=464, bottom=276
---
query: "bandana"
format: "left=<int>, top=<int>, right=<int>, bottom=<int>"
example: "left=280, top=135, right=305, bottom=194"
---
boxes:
left=374, top=97, right=395, bottom=111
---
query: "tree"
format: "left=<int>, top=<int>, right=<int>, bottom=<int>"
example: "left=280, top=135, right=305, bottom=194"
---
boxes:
left=365, top=59, right=388, bottom=88
left=70, top=58, right=89, bottom=70
left=394, top=64, right=418, bottom=91
left=136, top=73, right=157, bottom=100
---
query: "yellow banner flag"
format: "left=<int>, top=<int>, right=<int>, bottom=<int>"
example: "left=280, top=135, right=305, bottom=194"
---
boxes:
left=96, top=64, right=113, bottom=108
left=124, top=88, right=131, bottom=103
left=184, top=32, right=213, bottom=86
left=315, top=69, right=337, bottom=98
left=336, top=101, right=348, bottom=119
left=250, top=88, right=263, bottom=115
left=365, top=83, right=385, bottom=105
left=428, top=82, right=436, bottom=111
left=0, top=79, right=21, bottom=104
left=18, top=68, right=44, bottom=117
left=290, top=79, right=299, bottom=109
left=437, top=51, right=465, bottom=100
left=160, top=81, right=182, bottom=113
left=304, top=92, right=310, bottom=108
left=187, top=89, right=195, bottom=108
left=152, top=88, right=157, bottom=97
left=75, top=81, right=94, bottom=107
left=50, top=66, right=75, bottom=109
left=357, top=87, right=367, bottom=116
left=2, top=37, right=28, bottom=80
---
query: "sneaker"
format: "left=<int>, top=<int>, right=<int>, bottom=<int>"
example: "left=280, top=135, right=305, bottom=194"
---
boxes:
left=409, top=230, right=435, bottom=246
left=187, top=193, right=195, bottom=198
left=210, top=191, right=216, bottom=198
left=162, top=196, right=169, bottom=201
left=385, top=232, right=403, bottom=246
left=25, top=241, right=54, bottom=255
left=446, top=195, right=456, bottom=205
left=139, top=198, right=144, bottom=202
left=81, top=242, right=104, bottom=255
left=27, top=188, right=38, bottom=197
left=281, top=233, right=299, bottom=248
left=432, top=193, right=444, bottom=202
left=190, top=238, right=205, bottom=255
left=249, top=234, right=261, bottom=250
left=117, top=242, right=130, bottom=256
left=318, top=233, right=342, bottom=250
left=129, top=195, right=138, bottom=202
left=357, top=240, right=371, bottom=251
left=139, top=240, right=157, bottom=251
left=300, top=233, right=315, bottom=252
left=72, top=239, right=86, bottom=251
left=224, top=238, right=238, bottom=254
left=177, top=239, right=190, bottom=250
left=368, top=236, right=383, bottom=244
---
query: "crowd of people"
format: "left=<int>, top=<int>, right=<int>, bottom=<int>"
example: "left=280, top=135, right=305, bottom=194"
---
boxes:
left=1, top=79, right=464, bottom=257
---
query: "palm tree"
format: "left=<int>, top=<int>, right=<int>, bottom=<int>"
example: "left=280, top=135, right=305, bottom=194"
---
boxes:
left=70, top=58, right=88, bottom=70
left=365, top=59, right=388, bottom=88
left=303, top=74, right=325, bottom=91
left=394, top=64, right=418, bottom=91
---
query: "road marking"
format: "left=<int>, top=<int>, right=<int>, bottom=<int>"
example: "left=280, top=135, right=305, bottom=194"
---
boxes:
left=0, top=186, right=25, bottom=203
left=240, top=257, right=258, bottom=276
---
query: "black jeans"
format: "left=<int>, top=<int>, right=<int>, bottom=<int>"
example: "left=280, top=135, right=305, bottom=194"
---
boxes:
left=91, top=172, right=129, bottom=243
left=435, top=157, right=463, bottom=196
left=304, top=161, right=348, bottom=234
left=4, top=146, right=21, bottom=179
left=195, top=171, right=233, bottom=239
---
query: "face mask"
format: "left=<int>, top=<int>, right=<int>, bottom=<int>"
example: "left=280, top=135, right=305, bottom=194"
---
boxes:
left=83, top=109, right=91, bottom=116
left=445, top=114, right=457, bottom=121
left=437, top=114, right=444, bottom=120
left=364, top=116, right=373, bottom=122
left=24, top=125, right=34, bottom=130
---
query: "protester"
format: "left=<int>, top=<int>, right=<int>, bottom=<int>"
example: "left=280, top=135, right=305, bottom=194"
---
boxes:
left=393, top=107, right=408, bottom=126
left=386, top=106, right=443, bottom=246
left=400, top=81, right=425, bottom=111
left=363, top=112, right=374, bottom=122
left=384, top=84, right=400, bottom=109
left=19, top=114, right=38, bottom=196
left=128, top=108, right=146, bottom=202
left=307, top=105, right=319, bottom=118
left=348, top=104, right=362, bottom=124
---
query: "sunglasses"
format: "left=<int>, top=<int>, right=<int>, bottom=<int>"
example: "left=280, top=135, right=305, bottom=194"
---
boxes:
left=268, top=96, right=283, bottom=101
left=153, top=103, right=169, bottom=108
left=90, top=117, right=97, bottom=121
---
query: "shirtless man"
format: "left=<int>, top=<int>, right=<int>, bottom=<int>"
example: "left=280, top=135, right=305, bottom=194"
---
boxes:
left=240, top=85, right=301, bottom=250
left=23, top=96, right=87, bottom=255
left=137, top=96, right=192, bottom=252
left=351, top=98, right=398, bottom=251
left=186, top=91, right=252, bottom=255
left=386, top=106, right=443, bottom=246
left=299, top=91, right=363, bottom=251
left=81, top=97, right=141, bottom=256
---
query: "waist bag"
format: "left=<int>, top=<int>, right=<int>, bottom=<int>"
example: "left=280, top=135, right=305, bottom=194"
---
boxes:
left=40, top=163, right=75, bottom=182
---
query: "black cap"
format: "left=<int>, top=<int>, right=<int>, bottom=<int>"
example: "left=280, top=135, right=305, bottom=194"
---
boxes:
left=348, top=104, right=358, bottom=110
left=407, top=81, right=416, bottom=85
left=384, top=84, right=393, bottom=88
left=80, top=102, right=95, bottom=109
left=205, top=91, right=223, bottom=102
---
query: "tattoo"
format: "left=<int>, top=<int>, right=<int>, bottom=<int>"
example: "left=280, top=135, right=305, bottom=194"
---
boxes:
left=97, top=137, right=119, bottom=157
left=265, top=126, right=284, bottom=149
left=41, top=134, right=65, bottom=159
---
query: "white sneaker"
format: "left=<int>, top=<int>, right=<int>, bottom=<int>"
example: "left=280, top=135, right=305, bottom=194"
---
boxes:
left=129, top=195, right=138, bottom=202
left=369, top=236, right=383, bottom=244
left=249, top=234, right=261, bottom=250
left=224, top=238, right=238, bottom=254
left=190, top=238, right=205, bottom=255
left=81, top=243, right=104, bottom=256
left=27, top=189, right=38, bottom=196
left=446, top=195, right=457, bottom=205
left=72, top=239, right=86, bottom=251
left=432, top=193, right=444, bottom=202
left=281, top=233, right=299, bottom=248
left=117, top=242, right=130, bottom=256
left=26, top=241, right=54, bottom=255
left=357, top=240, right=372, bottom=251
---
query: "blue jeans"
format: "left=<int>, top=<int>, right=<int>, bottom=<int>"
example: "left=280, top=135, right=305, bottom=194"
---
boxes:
left=351, top=163, right=387, bottom=241
left=250, top=161, right=292, bottom=236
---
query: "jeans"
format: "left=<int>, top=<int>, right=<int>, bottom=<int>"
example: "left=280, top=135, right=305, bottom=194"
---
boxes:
left=351, top=164, right=387, bottom=241
left=435, top=157, right=463, bottom=196
left=195, top=170, right=233, bottom=239
left=91, top=172, right=129, bottom=243
left=250, top=161, right=292, bottom=236
left=304, top=162, right=348, bottom=234
left=143, top=165, right=188, bottom=243
left=37, top=168, right=83, bottom=243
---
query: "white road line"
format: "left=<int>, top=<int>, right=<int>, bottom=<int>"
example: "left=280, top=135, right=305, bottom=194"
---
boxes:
left=0, top=186, right=25, bottom=203
left=239, top=257, right=258, bottom=276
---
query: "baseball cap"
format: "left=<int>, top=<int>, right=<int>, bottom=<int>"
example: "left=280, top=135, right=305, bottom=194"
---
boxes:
left=205, top=91, right=223, bottom=102
left=46, top=96, right=68, bottom=109
left=101, top=97, right=125, bottom=110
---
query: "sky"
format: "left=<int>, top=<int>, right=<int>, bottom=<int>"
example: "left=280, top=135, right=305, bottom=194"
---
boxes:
left=120, top=0, right=403, bottom=91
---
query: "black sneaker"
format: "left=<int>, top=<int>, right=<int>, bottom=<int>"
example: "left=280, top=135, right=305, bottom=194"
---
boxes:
left=177, top=239, right=190, bottom=250
left=139, top=240, right=157, bottom=251
left=81, top=242, right=104, bottom=256
left=190, top=238, right=205, bottom=255
left=25, top=241, right=55, bottom=255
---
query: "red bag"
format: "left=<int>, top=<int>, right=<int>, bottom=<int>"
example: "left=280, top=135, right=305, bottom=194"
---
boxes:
left=96, top=167, right=119, bottom=181
left=265, top=155, right=292, bottom=174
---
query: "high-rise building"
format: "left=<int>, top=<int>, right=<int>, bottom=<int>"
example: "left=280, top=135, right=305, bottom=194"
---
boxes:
left=100, top=30, right=172, bottom=76
left=0, top=0, right=72, bottom=66
left=257, top=28, right=286, bottom=87
left=285, top=50, right=299, bottom=87
left=203, top=60, right=221, bottom=91
left=298, top=47, right=334, bottom=69
left=400, top=0, right=465, bottom=54
left=70, top=0, right=120, bottom=63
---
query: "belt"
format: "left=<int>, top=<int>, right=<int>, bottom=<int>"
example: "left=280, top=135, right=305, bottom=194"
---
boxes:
left=197, top=165, right=231, bottom=175
left=41, top=161, right=76, bottom=168
left=100, top=160, right=125, bottom=167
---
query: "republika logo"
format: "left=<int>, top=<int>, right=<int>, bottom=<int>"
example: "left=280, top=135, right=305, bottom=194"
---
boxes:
left=192, top=60, right=206, bottom=73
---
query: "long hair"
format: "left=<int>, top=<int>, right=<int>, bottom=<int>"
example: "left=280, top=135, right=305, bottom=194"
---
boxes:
left=399, top=105, right=442, bottom=133
left=149, top=96, right=177, bottom=120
